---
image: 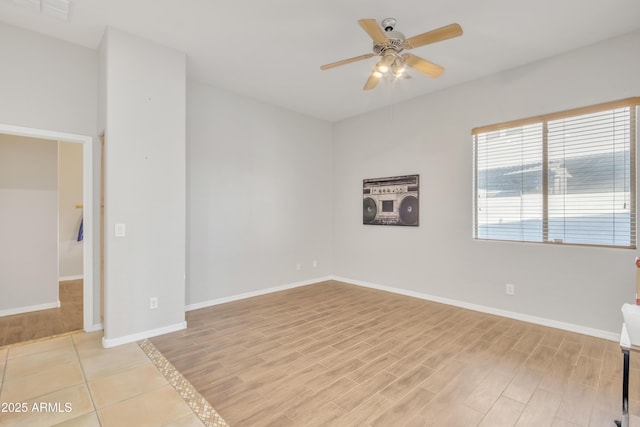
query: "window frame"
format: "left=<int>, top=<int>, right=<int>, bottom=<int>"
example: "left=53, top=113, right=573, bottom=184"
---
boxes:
left=472, top=97, right=640, bottom=249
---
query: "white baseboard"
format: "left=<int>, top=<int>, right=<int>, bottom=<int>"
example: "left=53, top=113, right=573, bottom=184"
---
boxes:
left=85, top=323, right=103, bottom=333
left=59, top=275, right=83, bottom=281
left=186, top=276, right=333, bottom=312
left=183, top=274, right=619, bottom=342
left=0, top=301, right=60, bottom=317
left=332, top=276, right=620, bottom=342
left=102, top=321, right=187, bottom=348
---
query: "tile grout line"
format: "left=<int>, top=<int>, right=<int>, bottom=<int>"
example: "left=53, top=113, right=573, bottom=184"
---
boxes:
left=138, top=339, right=230, bottom=427
left=70, top=334, right=102, bottom=425
left=0, top=335, right=99, bottom=426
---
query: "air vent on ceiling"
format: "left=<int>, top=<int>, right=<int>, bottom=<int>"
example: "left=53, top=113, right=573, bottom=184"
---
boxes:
left=12, top=0, right=72, bottom=21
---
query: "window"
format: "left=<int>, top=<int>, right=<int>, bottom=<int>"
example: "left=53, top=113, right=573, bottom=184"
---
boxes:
left=473, top=98, right=639, bottom=248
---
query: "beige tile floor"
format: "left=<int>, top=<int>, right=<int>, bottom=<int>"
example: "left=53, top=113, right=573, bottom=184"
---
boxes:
left=0, top=331, right=206, bottom=427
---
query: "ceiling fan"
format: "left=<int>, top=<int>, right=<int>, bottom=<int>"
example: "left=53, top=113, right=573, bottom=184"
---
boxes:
left=320, top=18, right=463, bottom=90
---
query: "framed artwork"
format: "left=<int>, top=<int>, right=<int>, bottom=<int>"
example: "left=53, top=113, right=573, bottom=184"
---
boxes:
left=363, top=174, right=419, bottom=226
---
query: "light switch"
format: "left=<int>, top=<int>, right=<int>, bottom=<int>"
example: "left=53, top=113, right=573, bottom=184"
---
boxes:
left=115, top=223, right=126, bottom=237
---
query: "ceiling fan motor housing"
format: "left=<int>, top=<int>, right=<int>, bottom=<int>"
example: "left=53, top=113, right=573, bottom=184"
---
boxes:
left=373, top=17, right=406, bottom=54
left=373, top=30, right=405, bottom=55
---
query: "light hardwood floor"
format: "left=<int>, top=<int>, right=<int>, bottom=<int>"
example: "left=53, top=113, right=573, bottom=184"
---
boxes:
left=151, top=280, right=635, bottom=427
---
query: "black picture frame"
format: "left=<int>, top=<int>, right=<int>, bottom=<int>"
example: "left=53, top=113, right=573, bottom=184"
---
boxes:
left=363, top=174, right=419, bottom=226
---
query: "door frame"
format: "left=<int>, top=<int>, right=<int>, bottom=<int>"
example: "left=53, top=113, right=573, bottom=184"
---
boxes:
left=0, top=123, right=96, bottom=332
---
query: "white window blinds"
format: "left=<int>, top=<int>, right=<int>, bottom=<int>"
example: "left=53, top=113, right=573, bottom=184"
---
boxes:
left=473, top=98, right=638, bottom=248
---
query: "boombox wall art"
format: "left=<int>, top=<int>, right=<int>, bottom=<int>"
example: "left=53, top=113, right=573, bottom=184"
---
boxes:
left=363, top=174, right=419, bottom=226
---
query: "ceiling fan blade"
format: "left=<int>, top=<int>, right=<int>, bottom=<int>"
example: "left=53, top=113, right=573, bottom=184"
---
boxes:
left=403, top=53, right=444, bottom=78
left=358, top=19, right=388, bottom=44
left=320, top=53, right=375, bottom=70
left=404, top=23, right=463, bottom=49
left=363, top=71, right=381, bottom=91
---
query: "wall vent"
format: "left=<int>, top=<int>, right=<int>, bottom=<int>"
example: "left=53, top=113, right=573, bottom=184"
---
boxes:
left=12, top=0, right=72, bottom=21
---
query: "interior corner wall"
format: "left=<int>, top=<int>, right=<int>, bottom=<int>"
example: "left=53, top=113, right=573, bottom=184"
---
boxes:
left=0, top=134, right=58, bottom=312
left=332, top=29, right=640, bottom=335
left=186, top=81, right=333, bottom=305
left=101, top=28, right=186, bottom=343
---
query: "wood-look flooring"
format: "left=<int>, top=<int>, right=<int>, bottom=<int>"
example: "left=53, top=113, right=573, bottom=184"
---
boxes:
left=150, top=280, right=632, bottom=427
left=0, top=279, right=83, bottom=346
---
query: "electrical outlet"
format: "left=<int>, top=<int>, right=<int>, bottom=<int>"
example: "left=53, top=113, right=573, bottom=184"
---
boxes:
left=506, top=284, right=515, bottom=295
left=296, top=263, right=301, bottom=271
left=150, top=297, right=158, bottom=309
left=312, top=260, right=318, bottom=268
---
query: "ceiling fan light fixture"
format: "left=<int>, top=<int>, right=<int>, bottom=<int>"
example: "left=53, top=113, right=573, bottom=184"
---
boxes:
left=319, top=18, right=463, bottom=90
left=376, top=52, right=397, bottom=74
left=391, top=58, right=406, bottom=75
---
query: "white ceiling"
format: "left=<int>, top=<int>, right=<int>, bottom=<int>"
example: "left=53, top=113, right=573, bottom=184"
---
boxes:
left=1, top=0, right=640, bottom=122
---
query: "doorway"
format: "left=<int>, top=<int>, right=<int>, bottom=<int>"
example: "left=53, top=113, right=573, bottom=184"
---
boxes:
left=0, top=123, right=95, bottom=338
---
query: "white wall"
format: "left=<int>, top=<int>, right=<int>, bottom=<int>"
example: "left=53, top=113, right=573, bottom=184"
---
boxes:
left=186, top=81, right=334, bottom=305
left=0, top=22, right=100, bottom=325
left=0, top=23, right=97, bottom=137
left=0, top=134, right=58, bottom=313
left=333, top=30, right=640, bottom=335
left=100, top=28, right=186, bottom=345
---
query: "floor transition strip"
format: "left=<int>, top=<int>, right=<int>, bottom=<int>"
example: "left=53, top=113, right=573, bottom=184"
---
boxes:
left=139, top=339, right=230, bottom=427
